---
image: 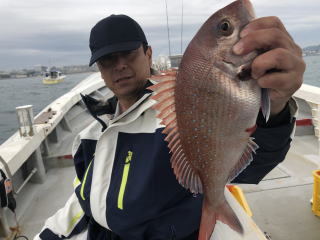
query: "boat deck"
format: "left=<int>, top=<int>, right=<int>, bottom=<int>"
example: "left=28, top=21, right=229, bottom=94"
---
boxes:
left=241, top=135, right=320, bottom=240
left=14, top=165, right=75, bottom=239
left=10, top=135, right=320, bottom=240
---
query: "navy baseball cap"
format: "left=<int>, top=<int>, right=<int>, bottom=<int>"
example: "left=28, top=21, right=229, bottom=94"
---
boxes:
left=89, top=14, right=148, bottom=66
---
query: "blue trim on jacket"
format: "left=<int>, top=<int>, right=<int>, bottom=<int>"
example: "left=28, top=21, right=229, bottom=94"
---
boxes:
left=74, top=139, right=97, bottom=218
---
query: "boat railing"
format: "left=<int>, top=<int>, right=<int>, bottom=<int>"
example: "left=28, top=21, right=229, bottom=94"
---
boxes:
left=293, top=83, right=320, bottom=155
left=0, top=73, right=104, bottom=184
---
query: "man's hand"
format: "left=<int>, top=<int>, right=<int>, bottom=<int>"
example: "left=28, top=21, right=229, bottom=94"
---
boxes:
left=233, top=16, right=306, bottom=116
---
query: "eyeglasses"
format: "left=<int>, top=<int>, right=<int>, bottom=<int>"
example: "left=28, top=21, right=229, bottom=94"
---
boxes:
left=98, top=48, right=140, bottom=68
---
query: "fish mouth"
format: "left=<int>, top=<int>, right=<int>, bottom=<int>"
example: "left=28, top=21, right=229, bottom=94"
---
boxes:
left=236, top=63, right=252, bottom=81
left=221, top=49, right=257, bottom=81
left=223, top=60, right=252, bottom=81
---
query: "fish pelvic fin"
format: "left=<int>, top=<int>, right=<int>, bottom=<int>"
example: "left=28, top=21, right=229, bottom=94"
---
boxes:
left=148, top=72, right=203, bottom=194
left=261, top=88, right=270, bottom=122
left=198, top=199, right=244, bottom=240
left=228, top=137, right=259, bottom=182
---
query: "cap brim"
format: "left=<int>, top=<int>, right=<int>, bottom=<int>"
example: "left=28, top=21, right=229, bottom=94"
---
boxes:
left=89, top=41, right=142, bottom=66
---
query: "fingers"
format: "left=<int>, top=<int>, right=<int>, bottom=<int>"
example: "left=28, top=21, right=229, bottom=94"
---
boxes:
left=257, top=71, right=302, bottom=94
left=251, top=48, right=298, bottom=79
left=232, top=16, right=306, bottom=116
left=234, top=28, right=296, bottom=56
left=257, top=71, right=301, bottom=116
left=233, top=16, right=302, bottom=57
left=253, top=48, right=305, bottom=97
left=241, top=16, right=292, bottom=40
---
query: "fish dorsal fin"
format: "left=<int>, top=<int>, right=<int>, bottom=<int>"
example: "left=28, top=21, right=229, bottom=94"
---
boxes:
left=148, top=73, right=203, bottom=194
left=228, top=137, right=259, bottom=182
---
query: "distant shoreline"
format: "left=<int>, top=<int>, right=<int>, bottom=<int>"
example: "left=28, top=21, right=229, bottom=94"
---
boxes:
left=0, top=71, right=98, bottom=81
left=303, top=54, right=320, bottom=57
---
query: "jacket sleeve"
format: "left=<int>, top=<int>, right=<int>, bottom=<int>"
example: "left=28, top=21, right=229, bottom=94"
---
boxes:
left=33, top=185, right=89, bottom=239
left=34, top=136, right=91, bottom=240
left=232, top=98, right=298, bottom=184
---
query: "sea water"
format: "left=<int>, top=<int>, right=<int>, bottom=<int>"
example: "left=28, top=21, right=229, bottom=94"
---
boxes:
left=0, top=72, right=93, bottom=144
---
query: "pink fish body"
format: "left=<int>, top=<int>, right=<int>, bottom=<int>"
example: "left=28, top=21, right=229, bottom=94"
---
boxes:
left=150, top=0, right=269, bottom=239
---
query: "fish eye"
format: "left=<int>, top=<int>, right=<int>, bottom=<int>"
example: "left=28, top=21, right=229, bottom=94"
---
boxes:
left=218, top=19, right=234, bottom=36
left=220, top=21, right=230, bottom=31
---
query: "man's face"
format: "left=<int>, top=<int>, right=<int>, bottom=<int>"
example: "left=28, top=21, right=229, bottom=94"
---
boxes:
left=97, top=45, right=152, bottom=99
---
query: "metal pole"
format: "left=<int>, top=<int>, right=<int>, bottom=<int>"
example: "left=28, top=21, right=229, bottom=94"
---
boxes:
left=165, top=0, right=171, bottom=56
left=15, top=168, right=38, bottom=194
left=181, top=0, right=184, bottom=54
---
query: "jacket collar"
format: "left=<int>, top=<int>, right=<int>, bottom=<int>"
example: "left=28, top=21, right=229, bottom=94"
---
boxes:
left=81, top=80, right=153, bottom=131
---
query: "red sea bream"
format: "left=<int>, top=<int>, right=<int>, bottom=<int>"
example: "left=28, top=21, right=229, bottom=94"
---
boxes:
left=149, top=0, right=270, bottom=239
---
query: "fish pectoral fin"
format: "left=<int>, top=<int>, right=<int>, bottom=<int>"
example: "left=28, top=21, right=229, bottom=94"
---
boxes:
left=227, top=137, right=259, bottom=182
left=261, top=88, right=270, bottom=122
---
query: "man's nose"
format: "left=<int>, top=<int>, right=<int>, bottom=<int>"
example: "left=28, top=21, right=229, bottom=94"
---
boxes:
left=114, top=55, right=128, bottom=71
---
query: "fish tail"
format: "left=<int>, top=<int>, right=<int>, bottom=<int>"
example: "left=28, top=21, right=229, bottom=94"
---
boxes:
left=198, top=199, right=243, bottom=240
left=198, top=202, right=217, bottom=240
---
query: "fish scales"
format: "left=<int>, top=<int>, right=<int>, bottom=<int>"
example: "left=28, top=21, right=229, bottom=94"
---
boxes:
left=149, top=0, right=268, bottom=239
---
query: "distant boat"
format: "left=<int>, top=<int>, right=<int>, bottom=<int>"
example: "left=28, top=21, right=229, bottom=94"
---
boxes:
left=42, top=69, right=66, bottom=84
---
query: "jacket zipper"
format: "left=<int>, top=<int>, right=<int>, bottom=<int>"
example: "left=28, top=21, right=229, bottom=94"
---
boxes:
left=80, top=160, right=93, bottom=201
left=117, top=151, right=133, bottom=210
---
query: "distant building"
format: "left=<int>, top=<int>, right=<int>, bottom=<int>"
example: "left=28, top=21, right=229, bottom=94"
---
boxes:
left=0, top=71, right=10, bottom=79
left=154, top=55, right=171, bottom=71
left=169, top=54, right=183, bottom=68
left=34, top=65, right=48, bottom=73
left=302, top=44, right=320, bottom=57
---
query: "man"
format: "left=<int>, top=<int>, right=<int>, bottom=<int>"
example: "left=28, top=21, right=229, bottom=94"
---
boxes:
left=35, top=13, right=305, bottom=240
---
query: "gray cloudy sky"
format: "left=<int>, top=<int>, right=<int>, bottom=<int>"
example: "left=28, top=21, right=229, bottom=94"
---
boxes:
left=0, top=0, right=319, bottom=70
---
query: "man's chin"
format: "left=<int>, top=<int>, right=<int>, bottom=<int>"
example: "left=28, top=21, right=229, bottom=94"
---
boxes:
left=113, top=80, right=147, bottom=98
left=115, top=87, right=138, bottom=98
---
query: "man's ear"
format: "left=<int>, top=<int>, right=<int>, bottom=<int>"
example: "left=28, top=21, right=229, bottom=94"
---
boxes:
left=146, top=46, right=152, bottom=67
